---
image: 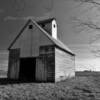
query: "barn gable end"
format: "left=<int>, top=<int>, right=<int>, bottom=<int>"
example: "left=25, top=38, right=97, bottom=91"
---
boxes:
left=9, top=20, right=54, bottom=57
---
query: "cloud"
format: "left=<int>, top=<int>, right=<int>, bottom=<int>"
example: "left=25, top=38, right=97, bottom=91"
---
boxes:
left=4, top=12, right=53, bottom=21
left=69, top=44, right=93, bottom=58
left=0, top=50, right=8, bottom=54
left=4, top=16, right=34, bottom=21
left=75, top=58, right=100, bottom=71
left=69, top=44, right=100, bottom=58
left=3, top=16, right=41, bottom=21
left=0, top=9, right=5, bottom=14
left=90, top=44, right=100, bottom=57
left=0, top=9, right=4, bottom=13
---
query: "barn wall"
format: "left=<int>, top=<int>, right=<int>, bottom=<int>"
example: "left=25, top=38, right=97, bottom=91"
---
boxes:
left=36, top=45, right=55, bottom=82
left=36, top=55, right=55, bottom=82
left=36, top=57, right=47, bottom=82
left=55, top=48, right=75, bottom=82
left=39, top=22, right=52, bottom=35
left=11, top=21, right=53, bottom=57
left=39, top=45, right=55, bottom=82
left=8, top=49, right=20, bottom=79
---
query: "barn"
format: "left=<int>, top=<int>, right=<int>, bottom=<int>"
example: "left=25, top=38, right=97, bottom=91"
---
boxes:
left=7, top=18, right=75, bottom=82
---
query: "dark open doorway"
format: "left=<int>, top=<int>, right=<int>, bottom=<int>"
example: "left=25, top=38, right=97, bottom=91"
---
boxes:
left=19, top=58, right=36, bottom=82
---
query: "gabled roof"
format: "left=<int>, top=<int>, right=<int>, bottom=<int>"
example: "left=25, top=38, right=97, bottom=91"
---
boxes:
left=37, top=17, right=55, bottom=24
left=8, top=18, right=75, bottom=55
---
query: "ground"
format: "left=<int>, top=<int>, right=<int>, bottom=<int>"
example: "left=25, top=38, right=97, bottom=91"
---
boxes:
left=0, top=76, right=100, bottom=100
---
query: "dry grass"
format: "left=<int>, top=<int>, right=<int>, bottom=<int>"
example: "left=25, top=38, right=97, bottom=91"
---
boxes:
left=0, top=76, right=100, bottom=100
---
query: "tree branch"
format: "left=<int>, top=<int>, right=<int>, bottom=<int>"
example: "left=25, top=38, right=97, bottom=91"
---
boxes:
left=75, top=0, right=100, bottom=5
left=72, top=17, right=100, bottom=30
left=72, top=17, right=100, bottom=44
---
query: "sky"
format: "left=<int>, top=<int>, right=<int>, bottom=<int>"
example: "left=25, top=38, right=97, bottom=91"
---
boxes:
left=0, top=0, right=100, bottom=71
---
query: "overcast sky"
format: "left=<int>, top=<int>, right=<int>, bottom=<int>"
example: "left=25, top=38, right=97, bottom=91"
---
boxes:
left=0, top=0, right=100, bottom=71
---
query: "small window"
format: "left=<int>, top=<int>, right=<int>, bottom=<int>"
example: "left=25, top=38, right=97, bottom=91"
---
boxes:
left=29, top=25, right=33, bottom=29
left=41, top=24, right=45, bottom=27
left=53, top=24, right=56, bottom=28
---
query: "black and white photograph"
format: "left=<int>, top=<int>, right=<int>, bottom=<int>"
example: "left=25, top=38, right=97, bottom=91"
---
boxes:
left=0, top=0, right=100, bottom=100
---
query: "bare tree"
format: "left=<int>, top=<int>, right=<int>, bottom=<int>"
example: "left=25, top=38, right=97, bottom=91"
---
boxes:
left=75, top=0, right=100, bottom=5
left=71, top=0, right=100, bottom=57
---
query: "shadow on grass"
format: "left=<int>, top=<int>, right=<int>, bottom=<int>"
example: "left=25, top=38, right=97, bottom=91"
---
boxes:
left=0, top=78, right=55, bottom=85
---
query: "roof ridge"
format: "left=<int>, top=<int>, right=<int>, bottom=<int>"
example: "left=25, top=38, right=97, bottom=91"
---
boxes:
left=8, top=18, right=75, bottom=55
left=31, top=19, right=74, bottom=55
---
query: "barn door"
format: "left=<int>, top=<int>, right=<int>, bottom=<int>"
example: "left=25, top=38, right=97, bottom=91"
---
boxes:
left=8, top=49, right=20, bottom=79
left=36, top=56, right=46, bottom=82
left=46, top=54, right=55, bottom=82
left=36, top=54, right=55, bottom=82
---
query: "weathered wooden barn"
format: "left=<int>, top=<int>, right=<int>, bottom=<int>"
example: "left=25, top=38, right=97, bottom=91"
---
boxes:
left=7, top=18, right=75, bottom=82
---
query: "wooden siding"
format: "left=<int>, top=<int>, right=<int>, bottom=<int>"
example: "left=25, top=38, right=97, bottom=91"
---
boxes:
left=11, top=21, right=53, bottom=57
left=36, top=45, right=55, bottom=82
left=8, top=49, right=20, bottom=79
left=39, top=45, right=55, bottom=82
left=39, top=45, right=54, bottom=55
left=39, top=22, right=52, bottom=35
left=36, top=57, right=47, bottom=82
left=55, top=48, right=75, bottom=82
left=46, top=54, right=55, bottom=82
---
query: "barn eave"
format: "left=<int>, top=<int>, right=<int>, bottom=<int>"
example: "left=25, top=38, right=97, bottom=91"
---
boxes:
left=30, top=19, right=75, bottom=55
left=8, top=18, right=75, bottom=56
left=55, top=45, right=75, bottom=56
left=8, top=19, right=32, bottom=50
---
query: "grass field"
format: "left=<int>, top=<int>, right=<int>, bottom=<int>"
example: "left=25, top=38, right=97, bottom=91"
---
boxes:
left=0, top=76, right=100, bottom=100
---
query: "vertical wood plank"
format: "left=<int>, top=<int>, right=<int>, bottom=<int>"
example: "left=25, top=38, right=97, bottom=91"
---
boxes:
left=8, top=49, right=20, bottom=79
left=36, top=57, right=46, bottom=82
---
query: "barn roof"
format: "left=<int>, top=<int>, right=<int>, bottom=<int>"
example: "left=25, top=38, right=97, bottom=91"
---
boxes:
left=34, top=18, right=75, bottom=55
left=8, top=18, right=75, bottom=55
left=37, top=18, right=55, bottom=24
